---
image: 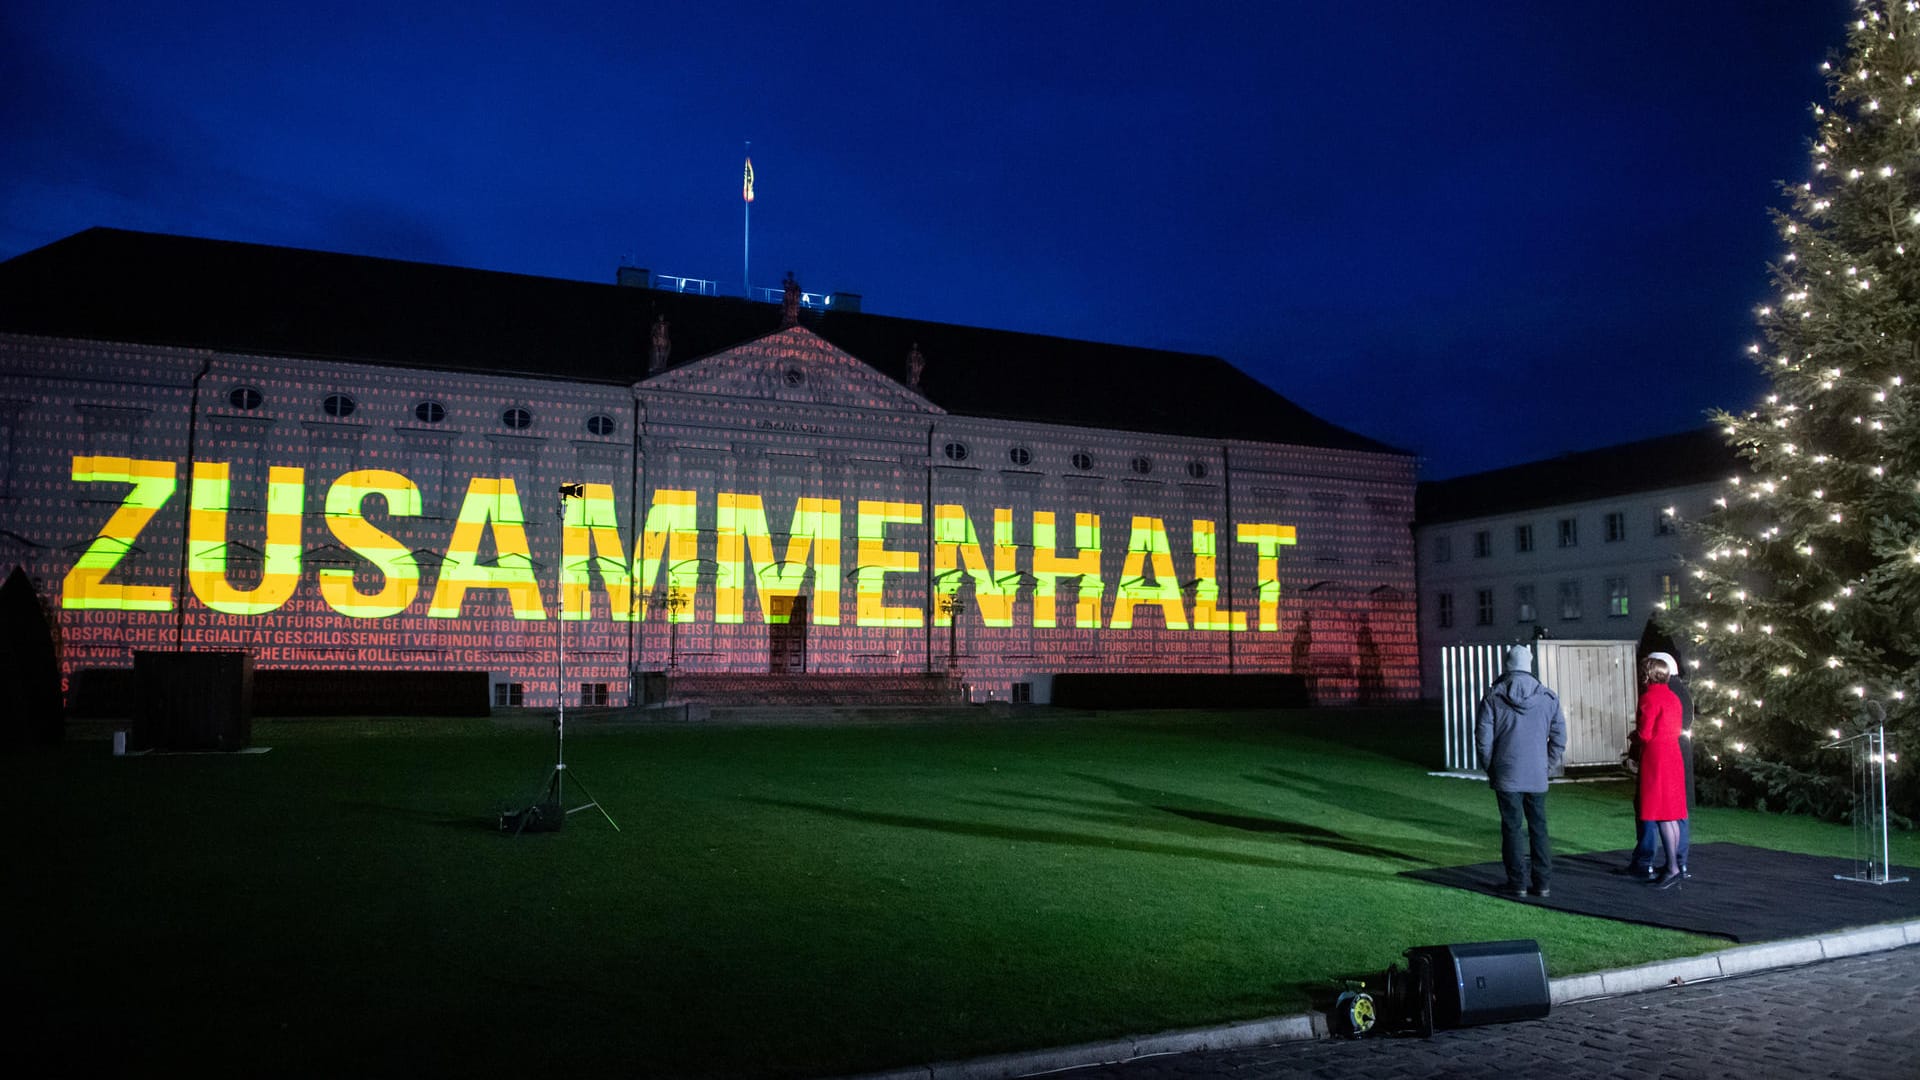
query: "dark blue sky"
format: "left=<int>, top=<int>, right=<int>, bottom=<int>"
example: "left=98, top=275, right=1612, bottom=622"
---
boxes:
left=1, top=2, right=1843, bottom=478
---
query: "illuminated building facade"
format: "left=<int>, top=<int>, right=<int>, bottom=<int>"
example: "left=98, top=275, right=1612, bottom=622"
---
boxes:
left=0, top=229, right=1421, bottom=708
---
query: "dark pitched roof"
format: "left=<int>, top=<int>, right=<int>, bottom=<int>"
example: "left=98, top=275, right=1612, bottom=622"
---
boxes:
left=1415, top=426, right=1739, bottom=525
left=0, top=227, right=1398, bottom=455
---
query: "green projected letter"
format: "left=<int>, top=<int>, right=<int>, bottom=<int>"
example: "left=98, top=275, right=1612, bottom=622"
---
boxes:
left=1110, top=516, right=1186, bottom=630
left=428, top=477, right=547, bottom=620
left=320, top=469, right=424, bottom=619
left=932, top=504, right=1018, bottom=628
left=716, top=493, right=842, bottom=626
left=1031, top=510, right=1103, bottom=629
left=1235, top=522, right=1297, bottom=631
left=561, top=482, right=633, bottom=621
left=62, top=455, right=177, bottom=611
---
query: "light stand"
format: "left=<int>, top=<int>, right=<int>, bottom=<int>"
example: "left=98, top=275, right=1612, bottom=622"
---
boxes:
left=507, top=483, right=618, bottom=834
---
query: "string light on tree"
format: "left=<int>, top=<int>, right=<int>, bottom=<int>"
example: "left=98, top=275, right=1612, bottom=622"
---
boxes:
left=1668, top=1, right=1920, bottom=818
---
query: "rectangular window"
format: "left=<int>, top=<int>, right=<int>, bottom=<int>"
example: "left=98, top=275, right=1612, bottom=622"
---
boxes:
left=1557, top=517, right=1578, bottom=548
left=1513, top=524, right=1533, bottom=554
left=1515, top=584, right=1537, bottom=623
left=1472, top=530, right=1492, bottom=558
left=1656, top=571, right=1682, bottom=610
left=1436, top=591, right=1455, bottom=629
left=581, top=682, right=609, bottom=707
left=1605, top=511, right=1626, bottom=543
left=1476, top=588, right=1495, bottom=626
left=1557, top=581, right=1582, bottom=620
left=1656, top=510, right=1677, bottom=536
left=1606, top=577, right=1630, bottom=617
left=1433, top=534, right=1453, bottom=563
left=1011, top=682, right=1033, bottom=703
left=493, top=682, right=524, bottom=707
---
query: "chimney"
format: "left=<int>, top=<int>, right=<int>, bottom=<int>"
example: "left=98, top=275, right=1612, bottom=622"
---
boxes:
left=649, top=316, right=671, bottom=374
left=781, top=271, right=800, bottom=328
left=907, top=343, right=926, bottom=390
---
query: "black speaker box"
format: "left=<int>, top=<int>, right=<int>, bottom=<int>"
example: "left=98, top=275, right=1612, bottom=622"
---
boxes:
left=1407, top=939, right=1550, bottom=1028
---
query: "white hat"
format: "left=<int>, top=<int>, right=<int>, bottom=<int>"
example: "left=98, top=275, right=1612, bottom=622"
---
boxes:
left=1505, top=644, right=1533, bottom=673
left=1647, top=651, right=1680, bottom=677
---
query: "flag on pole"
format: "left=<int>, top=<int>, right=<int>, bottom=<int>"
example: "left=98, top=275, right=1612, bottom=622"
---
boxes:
left=743, top=157, right=755, bottom=203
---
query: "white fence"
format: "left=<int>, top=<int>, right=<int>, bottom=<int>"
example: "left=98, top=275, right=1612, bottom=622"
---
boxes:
left=1440, top=640, right=1638, bottom=773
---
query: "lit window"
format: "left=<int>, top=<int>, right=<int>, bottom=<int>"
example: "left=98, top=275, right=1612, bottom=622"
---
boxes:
left=1656, top=572, right=1682, bottom=609
left=229, top=386, right=262, bottom=411
left=323, top=394, right=356, bottom=418
left=1009, top=447, right=1032, bottom=466
left=414, top=401, right=446, bottom=424
left=502, top=407, right=532, bottom=430
left=943, top=442, right=970, bottom=462
left=587, top=414, right=616, bottom=437
left=1607, top=577, right=1630, bottom=617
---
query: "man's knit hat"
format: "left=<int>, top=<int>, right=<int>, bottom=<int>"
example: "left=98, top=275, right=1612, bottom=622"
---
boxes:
left=1506, top=644, right=1533, bottom=674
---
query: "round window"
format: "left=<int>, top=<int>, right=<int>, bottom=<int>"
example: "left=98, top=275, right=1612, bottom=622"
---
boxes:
left=323, top=394, right=356, bottom=418
left=1008, top=447, right=1032, bottom=466
left=502, top=407, right=532, bottom=430
left=1071, top=451, right=1094, bottom=471
left=229, top=386, right=262, bottom=411
left=943, top=442, right=969, bottom=462
left=1131, top=455, right=1154, bottom=475
left=587, top=414, right=616, bottom=436
left=1186, top=460, right=1209, bottom=480
left=783, top=368, right=806, bottom=387
left=415, top=401, right=446, bottom=424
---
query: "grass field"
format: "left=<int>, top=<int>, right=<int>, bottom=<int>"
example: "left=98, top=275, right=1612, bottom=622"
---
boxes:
left=9, top=708, right=1912, bottom=1078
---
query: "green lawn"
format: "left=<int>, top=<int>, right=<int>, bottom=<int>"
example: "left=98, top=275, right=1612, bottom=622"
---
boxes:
left=8, top=708, right=1911, bottom=1078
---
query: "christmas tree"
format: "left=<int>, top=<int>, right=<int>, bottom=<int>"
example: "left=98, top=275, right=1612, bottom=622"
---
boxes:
left=1678, top=0, right=1920, bottom=818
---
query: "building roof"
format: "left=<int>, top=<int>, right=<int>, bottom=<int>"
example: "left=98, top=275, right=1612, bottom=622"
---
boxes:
left=1415, top=426, right=1740, bottom=526
left=0, top=227, right=1399, bottom=455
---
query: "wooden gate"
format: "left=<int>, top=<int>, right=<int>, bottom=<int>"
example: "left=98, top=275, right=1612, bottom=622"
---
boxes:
left=1439, top=640, right=1636, bottom=773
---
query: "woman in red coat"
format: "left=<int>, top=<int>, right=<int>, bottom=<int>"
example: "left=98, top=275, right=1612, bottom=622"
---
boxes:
left=1636, top=656, right=1688, bottom=887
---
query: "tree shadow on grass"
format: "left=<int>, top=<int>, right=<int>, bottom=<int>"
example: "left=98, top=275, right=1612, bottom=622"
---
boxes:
left=1249, top=766, right=1493, bottom=853
left=743, top=797, right=1408, bottom=883
left=1064, top=775, right=1428, bottom=864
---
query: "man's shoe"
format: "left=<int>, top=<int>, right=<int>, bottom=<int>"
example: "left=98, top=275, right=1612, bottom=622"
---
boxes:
left=1612, top=864, right=1655, bottom=879
left=1502, top=882, right=1528, bottom=897
left=1528, top=886, right=1551, bottom=898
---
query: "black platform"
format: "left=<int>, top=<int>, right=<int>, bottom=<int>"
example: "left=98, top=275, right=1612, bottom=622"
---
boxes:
left=1403, top=843, right=1920, bottom=943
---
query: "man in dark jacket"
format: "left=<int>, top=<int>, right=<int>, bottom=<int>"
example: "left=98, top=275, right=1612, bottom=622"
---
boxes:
left=1475, top=644, right=1569, bottom=898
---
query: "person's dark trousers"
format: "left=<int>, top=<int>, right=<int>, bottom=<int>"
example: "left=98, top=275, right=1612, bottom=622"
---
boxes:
left=1495, top=789, right=1551, bottom=891
left=1630, top=817, right=1690, bottom=872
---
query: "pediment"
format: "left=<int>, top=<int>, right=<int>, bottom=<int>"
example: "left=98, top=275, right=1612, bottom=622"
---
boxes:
left=639, top=326, right=942, bottom=414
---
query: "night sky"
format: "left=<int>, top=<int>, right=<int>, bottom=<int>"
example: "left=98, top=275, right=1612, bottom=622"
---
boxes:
left=1, top=2, right=1845, bottom=478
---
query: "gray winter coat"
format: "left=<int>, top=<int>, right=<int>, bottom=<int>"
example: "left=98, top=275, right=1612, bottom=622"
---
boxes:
left=1474, top=672, right=1568, bottom=792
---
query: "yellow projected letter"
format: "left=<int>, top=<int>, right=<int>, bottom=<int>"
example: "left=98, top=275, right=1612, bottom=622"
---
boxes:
left=561, top=483, right=633, bottom=621
left=1189, top=520, right=1245, bottom=632
left=62, top=456, right=177, bottom=611
left=429, top=478, right=546, bottom=619
left=1110, top=516, right=1187, bottom=630
left=1031, top=510, right=1103, bottom=628
left=932, top=505, right=1018, bottom=628
left=320, top=469, right=423, bottom=619
left=855, top=500, right=921, bottom=627
left=1235, top=522, right=1297, bottom=631
left=635, top=489, right=701, bottom=622
left=716, top=493, right=842, bottom=625
left=186, top=462, right=305, bottom=615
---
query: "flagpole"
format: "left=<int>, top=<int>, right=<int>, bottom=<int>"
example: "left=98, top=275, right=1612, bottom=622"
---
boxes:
left=742, top=142, right=752, bottom=298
